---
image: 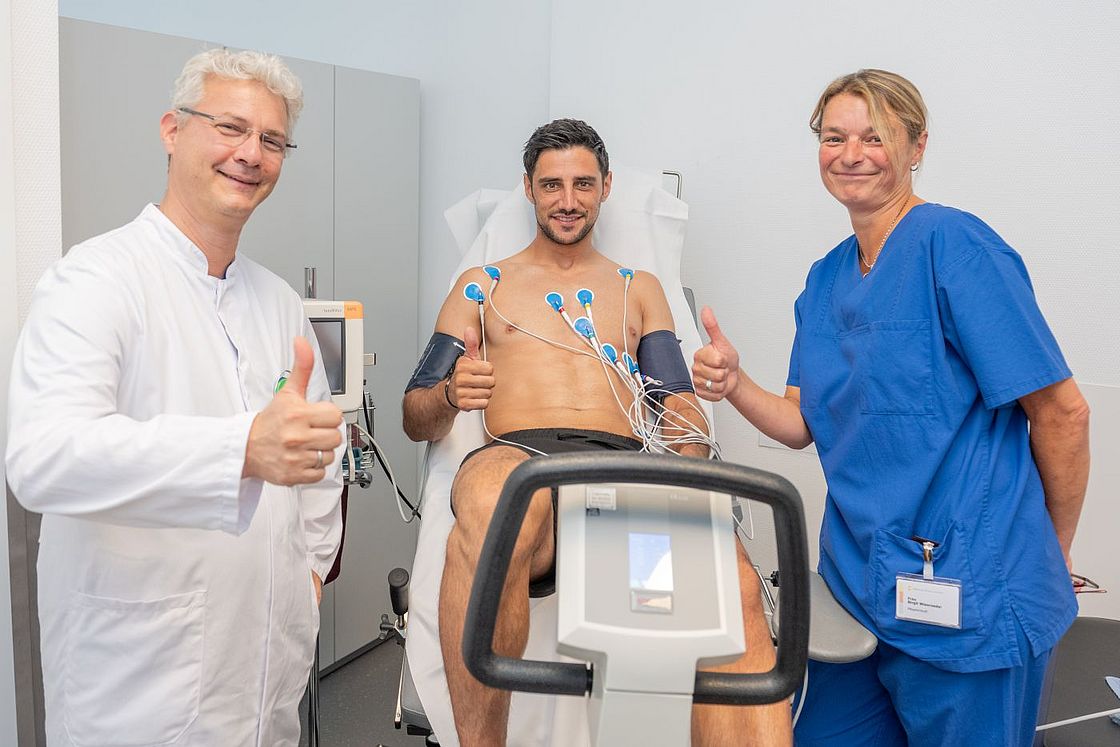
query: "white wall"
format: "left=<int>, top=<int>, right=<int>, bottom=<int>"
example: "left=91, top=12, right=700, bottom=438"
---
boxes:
left=59, top=0, right=553, bottom=336
left=550, top=1, right=1120, bottom=616
left=1, top=1, right=19, bottom=738
left=4, top=0, right=60, bottom=739
left=0, top=6, right=1112, bottom=738
left=47, top=0, right=1120, bottom=628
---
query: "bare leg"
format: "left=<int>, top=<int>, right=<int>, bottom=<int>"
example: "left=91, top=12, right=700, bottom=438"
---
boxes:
left=691, top=544, right=793, bottom=746
left=440, top=447, right=555, bottom=747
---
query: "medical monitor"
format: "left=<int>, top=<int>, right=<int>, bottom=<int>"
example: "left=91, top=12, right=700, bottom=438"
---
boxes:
left=553, top=481, right=745, bottom=743
left=555, top=481, right=745, bottom=675
left=303, top=299, right=364, bottom=412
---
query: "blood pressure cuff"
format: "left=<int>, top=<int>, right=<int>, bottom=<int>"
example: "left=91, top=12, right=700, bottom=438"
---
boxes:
left=636, top=329, right=694, bottom=399
left=405, top=332, right=465, bottom=392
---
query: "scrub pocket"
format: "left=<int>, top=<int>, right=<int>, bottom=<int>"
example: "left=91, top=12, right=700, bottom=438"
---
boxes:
left=870, top=524, right=987, bottom=655
left=856, top=320, right=933, bottom=415
left=64, top=589, right=205, bottom=746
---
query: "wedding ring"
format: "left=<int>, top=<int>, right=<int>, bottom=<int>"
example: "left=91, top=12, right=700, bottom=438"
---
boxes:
left=314, top=449, right=324, bottom=469
left=705, top=379, right=713, bottom=392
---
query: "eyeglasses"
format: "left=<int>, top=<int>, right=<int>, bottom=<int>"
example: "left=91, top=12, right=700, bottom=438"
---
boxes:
left=1071, top=573, right=1106, bottom=594
left=178, top=107, right=296, bottom=157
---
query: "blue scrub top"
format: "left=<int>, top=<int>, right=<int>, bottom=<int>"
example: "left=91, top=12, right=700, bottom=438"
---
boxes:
left=787, top=203, right=1077, bottom=673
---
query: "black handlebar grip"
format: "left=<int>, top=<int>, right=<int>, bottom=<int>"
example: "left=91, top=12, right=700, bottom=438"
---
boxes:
left=388, top=567, right=410, bottom=617
left=462, top=453, right=810, bottom=705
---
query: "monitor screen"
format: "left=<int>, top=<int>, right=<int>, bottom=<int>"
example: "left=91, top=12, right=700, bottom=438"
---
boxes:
left=629, top=532, right=674, bottom=592
left=310, top=318, right=345, bottom=394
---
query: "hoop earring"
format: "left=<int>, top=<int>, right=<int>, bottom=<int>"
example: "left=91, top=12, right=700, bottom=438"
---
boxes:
left=910, top=163, right=920, bottom=172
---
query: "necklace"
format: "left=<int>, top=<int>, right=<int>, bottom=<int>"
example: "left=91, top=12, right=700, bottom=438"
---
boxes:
left=859, top=197, right=910, bottom=271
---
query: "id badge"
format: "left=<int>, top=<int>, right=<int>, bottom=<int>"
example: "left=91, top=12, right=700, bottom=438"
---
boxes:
left=895, top=573, right=962, bottom=629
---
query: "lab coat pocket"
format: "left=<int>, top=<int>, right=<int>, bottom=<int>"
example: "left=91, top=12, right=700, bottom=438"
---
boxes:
left=309, top=569, right=321, bottom=633
left=857, top=320, right=933, bottom=415
left=64, top=589, right=204, bottom=746
left=870, top=525, right=987, bottom=654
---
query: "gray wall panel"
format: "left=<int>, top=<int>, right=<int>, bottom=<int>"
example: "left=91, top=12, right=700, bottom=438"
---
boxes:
left=239, top=56, right=335, bottom=300
left=330, top=65, right=420, bottom=659
left=61, top=20, right=199, bottom=250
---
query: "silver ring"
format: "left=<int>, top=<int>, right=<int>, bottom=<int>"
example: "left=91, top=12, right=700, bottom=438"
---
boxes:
left=314, top=449, right=323, bottom=469
left=705, top=379, right=713, bottom=392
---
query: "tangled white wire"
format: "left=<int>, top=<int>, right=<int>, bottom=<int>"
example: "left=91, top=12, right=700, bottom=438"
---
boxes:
left=475, top=266, right=721, bottom=457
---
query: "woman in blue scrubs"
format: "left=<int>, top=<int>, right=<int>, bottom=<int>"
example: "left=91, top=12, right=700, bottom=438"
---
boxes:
left=692, top=69, right=1090, bottom=746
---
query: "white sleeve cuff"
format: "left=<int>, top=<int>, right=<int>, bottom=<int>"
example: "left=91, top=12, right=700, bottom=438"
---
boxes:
left=223, top=411, right=262, bottom=535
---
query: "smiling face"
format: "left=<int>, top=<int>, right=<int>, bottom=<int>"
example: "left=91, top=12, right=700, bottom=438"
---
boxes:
left=160, top=75, right=289, bottom=228
left=817, top=93, right=926, bottom=214
left=524, top=146, right=612, bottom=246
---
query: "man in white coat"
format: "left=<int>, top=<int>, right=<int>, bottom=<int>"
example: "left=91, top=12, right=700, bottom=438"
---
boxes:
left=5, top=49, right=344, bottom=745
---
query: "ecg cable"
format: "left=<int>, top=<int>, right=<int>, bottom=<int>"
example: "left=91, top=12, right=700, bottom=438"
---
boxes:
left=459, top=263, right=719, bottom=457
left=467, top=270, right=549, bottom=456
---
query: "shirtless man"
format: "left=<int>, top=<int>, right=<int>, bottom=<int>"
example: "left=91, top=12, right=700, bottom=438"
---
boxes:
left=403, top=119, right=791, bottom=746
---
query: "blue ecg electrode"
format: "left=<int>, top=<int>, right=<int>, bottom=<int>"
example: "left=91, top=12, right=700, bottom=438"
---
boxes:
left=463, top=283, right=485, bottom=303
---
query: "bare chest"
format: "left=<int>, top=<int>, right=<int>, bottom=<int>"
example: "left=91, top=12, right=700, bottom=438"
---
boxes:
left=482, top=271, right=642, bottom=359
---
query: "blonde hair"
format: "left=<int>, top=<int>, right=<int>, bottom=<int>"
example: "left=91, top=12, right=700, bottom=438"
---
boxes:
left=810, top=69, right=927, bottom=170
left=171, top=48, right=303, bottom=135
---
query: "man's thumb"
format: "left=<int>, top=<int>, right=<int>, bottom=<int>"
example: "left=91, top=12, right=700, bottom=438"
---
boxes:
left=701, top=306, right=727, bottom=344
left=464, top=326, right=481, bottom=360
left=285, top=336, right=314, bottom=399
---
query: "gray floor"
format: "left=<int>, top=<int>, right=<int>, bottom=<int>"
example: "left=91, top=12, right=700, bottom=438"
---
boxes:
left=299, top=641, right=433, bottom=747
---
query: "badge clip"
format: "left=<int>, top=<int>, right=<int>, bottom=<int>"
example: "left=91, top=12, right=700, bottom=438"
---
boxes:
left=896, top=535, right=960, bottom=629
left=912, top=535, right=938, bottom=580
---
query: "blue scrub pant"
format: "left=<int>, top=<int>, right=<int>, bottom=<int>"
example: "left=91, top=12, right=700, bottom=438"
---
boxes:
left=792, top=628, right=1051, bottom=747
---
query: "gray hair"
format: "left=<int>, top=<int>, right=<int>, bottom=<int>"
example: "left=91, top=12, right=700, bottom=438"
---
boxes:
left=171, top=48, right=303, bottom=135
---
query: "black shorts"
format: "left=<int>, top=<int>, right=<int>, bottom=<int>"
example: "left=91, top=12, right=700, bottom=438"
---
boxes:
left=460, top=428, right=644, bottom=466
left=455, top=428, right=643, bottom=597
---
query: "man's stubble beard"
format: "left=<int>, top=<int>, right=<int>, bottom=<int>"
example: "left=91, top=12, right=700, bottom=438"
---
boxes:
left=537, top=215, right=596, bottom=246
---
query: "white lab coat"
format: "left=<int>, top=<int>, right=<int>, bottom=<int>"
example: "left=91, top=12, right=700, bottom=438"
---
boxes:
left=5, top=204, right=343, bottom=746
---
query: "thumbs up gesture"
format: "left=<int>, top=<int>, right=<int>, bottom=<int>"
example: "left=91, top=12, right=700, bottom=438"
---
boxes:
left=243, top=336, right=344, bottom=485
left=446, top=326, right=495, bottom=412
left=692, top=306, right=740, bottom=402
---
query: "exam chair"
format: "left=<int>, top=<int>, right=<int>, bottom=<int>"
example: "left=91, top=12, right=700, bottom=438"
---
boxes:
left=394, top=171, right=875, bottom=746
left=398, top=169, right=705, bottom=746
